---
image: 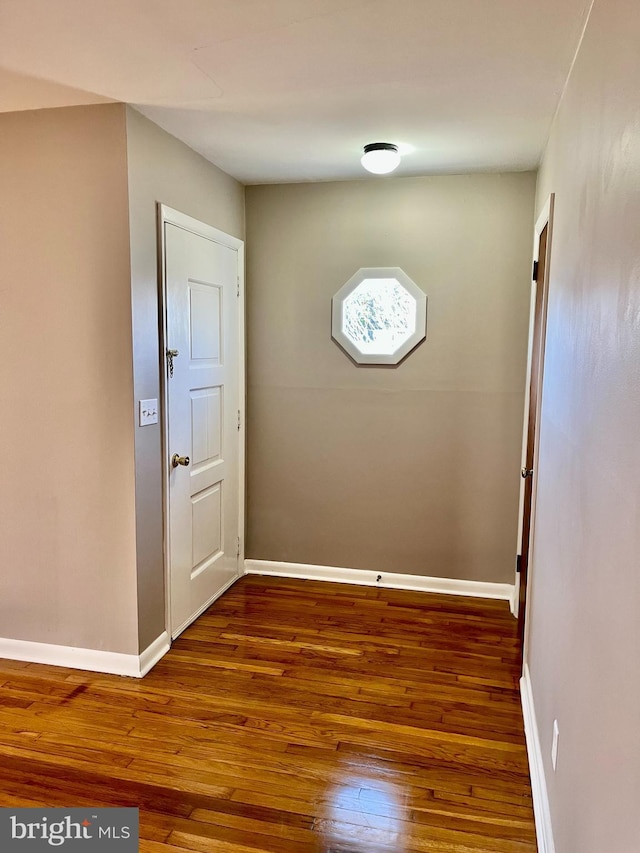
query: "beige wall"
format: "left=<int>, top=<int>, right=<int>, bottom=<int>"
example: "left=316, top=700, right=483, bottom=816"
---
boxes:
left=528, top=2, right=640, bottom=850
left=0, top=104, right=139, bottom=654
left=125, top=107, right=245, bottom=650
left=246, top=174, right=535, bottom=581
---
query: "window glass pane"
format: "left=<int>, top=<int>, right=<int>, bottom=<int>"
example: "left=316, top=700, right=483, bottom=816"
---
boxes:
left=342, top=277, right=417, bottom=355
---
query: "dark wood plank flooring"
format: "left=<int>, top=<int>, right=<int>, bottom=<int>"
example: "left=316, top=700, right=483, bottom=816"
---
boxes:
left=0, top=576, right=536, bottom=851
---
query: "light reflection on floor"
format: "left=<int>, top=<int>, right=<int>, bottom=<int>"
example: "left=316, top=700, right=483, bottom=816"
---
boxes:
left=317, top=771, right=410, bottom=851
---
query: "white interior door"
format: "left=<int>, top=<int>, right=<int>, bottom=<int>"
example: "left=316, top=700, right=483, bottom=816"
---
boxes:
left=164, top=218, right=241, bottom=638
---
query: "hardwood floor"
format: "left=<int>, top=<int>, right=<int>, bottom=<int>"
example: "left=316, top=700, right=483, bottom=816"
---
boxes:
left=0, top=576, right=536, bottom=852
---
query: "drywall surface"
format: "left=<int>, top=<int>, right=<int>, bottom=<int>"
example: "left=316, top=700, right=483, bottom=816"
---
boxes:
left=0, top=104, right=139, bottom=654
left=125, top=107, right=245, bottom=650
left=529, top=1, right=640, bottom=849
left=246, top=174, right=535, bottom=581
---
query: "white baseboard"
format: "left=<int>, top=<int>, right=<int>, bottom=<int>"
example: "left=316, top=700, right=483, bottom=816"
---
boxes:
left=0, top=630, right=170, bottom=679
left=244, top=559, right=514, bottom=603
left=510, top=578, right=519, bottom=617
left=521, top=663, right=555, bottom=853
left=138, top=631, right=171, bottom=677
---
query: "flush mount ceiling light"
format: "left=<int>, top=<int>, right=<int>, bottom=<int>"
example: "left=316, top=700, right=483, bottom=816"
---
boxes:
left=361, top=142, right=401, bottom=175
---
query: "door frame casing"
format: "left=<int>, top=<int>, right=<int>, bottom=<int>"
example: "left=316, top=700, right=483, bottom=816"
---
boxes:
left=514, top=194, right=554, bottom=662
left=157, top=204, right=245, bottom=638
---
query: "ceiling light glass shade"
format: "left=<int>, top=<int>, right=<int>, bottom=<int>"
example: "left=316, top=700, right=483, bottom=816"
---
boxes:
left=361, top=143, right=401, bottom=174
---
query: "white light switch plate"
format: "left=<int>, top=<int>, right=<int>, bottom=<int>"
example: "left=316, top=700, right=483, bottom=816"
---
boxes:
left=139, top=399, right=158, bottom=426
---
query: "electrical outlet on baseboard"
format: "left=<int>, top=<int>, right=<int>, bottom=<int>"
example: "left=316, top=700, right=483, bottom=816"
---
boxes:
left=551, top=719, right=560, bottom=771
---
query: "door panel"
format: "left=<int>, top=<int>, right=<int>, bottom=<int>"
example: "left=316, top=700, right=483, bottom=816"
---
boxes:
left=190, top=388, right=222, bottom=466
left=191, top=483, right=222, bottom=572
left=189, top=284, right=221, bottom=361
left=165, top=222, right=239, bottom=638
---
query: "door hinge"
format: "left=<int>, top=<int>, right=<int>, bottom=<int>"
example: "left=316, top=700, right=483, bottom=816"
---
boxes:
left=532, top=260, right=539, bottom=282
left=237, top=410, right=241, bottom=431
left=237, top=276, right=240, bottom=297
left=237, top=536, right=241, bottom=558
left=516, top=554, right=522, bottom=574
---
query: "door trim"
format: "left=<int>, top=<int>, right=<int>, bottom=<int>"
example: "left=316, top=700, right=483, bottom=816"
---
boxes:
left=514, top=195, right=554, bottom=662
left=157, top=204, right=245, bottom=638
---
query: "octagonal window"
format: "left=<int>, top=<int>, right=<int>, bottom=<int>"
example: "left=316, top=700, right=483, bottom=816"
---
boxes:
left=332, top=267, right=427, bottom=365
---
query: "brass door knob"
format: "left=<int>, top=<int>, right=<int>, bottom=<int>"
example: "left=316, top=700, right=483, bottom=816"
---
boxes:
left=171, top=454, right=190, bottom=468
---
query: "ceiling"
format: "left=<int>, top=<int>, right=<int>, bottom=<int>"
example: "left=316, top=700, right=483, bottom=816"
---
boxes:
left=0, top=0, right=592, bottom=184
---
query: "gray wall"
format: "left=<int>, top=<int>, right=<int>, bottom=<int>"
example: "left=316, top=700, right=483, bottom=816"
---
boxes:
left=245, top=174, right=535, bottom=582
left=0, top=104, right=139, bottom=654
left=125, top=107, right=245, bottom=651
left=528, top=2, right=640, bottom=850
